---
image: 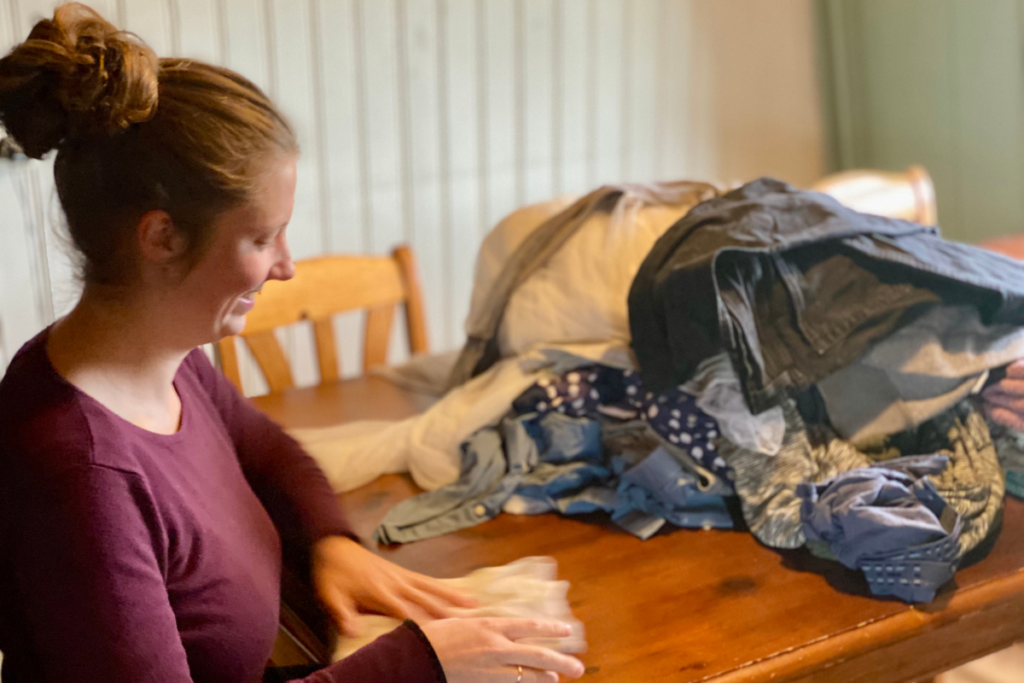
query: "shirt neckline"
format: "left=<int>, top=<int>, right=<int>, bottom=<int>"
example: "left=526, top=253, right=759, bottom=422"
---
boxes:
left=37, top=326, right=193, bottom=443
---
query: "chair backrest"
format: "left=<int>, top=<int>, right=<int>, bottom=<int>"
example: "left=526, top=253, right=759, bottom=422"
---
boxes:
left=811, top=164, right=937, bottom=225
left=217, top=245, right=428, bottom=394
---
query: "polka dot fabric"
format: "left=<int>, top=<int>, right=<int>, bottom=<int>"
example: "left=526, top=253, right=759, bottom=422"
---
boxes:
left=512, top=365, right=627, bottom=418
left=512, top=366, right=733, bottom=484
left=621, top=371, right=730, bottom=483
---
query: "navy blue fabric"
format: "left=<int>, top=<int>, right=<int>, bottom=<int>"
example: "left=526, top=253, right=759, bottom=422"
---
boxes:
left=621, top=372, right=731, bottom=486
left=512, top=365, right=627, bottom=418
left=797, top=455, right=962, bottom=602
left=512, top=366, right=734, bottom=488
left=628, top=178, right=1024, bottom=407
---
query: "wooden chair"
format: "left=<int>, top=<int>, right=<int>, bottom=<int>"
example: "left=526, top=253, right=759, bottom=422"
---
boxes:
left=217, top=245, right=429, bottom=394
left=811, top=164, right=938, bottom=225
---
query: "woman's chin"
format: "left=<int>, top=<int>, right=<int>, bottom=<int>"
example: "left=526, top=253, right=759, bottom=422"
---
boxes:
left=217, top=313, right=248, bottom=340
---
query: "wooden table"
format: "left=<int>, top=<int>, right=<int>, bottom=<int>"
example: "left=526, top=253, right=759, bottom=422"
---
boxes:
left=253, top=377, right=1024, bottom=683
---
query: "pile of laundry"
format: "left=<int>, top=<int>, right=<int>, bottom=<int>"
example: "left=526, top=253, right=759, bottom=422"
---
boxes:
left=295, top=179, right=1024, bottom=604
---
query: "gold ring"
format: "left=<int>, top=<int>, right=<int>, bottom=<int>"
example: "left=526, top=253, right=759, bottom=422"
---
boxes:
left=516, top=665, right=523, bottom=683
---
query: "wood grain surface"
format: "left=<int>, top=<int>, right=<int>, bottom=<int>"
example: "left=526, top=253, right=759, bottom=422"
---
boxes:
left=252, top=379, right=1024, bottom=683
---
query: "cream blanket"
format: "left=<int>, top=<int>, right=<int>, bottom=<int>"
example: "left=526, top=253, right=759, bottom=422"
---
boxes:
left=291, top=185, right=710, bottom=492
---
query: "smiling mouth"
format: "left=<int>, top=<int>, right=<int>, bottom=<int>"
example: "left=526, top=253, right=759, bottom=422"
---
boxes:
left=239, top=285, right=264, bottom=303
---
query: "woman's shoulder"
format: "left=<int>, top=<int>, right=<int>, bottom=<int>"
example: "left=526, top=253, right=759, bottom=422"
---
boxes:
left=0, top=332, right=135, bottom=480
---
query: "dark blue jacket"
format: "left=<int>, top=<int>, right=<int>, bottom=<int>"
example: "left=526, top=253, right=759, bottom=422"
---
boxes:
left=628, top=178, right=1024, bottom=412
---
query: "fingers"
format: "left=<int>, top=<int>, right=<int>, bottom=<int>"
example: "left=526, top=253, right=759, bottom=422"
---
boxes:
left=397, top=586, right=458, bottom=621
left=498, top=618, right=574, bottom=641
left=514, top=669, right=559, bottom=683
left=1005, top=360, right=1024, bottom=378
left=983, top=387, right=1024, bottom=414
left=504, top=645, right=585, bottom=679
left=990, top=377, right=1024, bottom=395
left=985, top=404, right=1024, bottom=432
left=412, top=575, right=480, bottom=609
left=321, top=586, right=363, bottom=638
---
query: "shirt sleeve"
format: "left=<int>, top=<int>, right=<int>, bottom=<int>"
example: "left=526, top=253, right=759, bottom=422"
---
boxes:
left=12, top=464, right=195, bottom=682
left=185, top=350, right=354, bottom=546
left=290, top=622, right=445, bottom=683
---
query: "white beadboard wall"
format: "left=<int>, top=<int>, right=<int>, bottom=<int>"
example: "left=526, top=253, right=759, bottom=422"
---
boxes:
left=0, top=0, right=825, bottom=395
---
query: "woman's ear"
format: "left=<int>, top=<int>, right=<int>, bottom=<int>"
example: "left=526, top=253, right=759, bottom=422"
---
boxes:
left=136, top=210, right=187, bottom=265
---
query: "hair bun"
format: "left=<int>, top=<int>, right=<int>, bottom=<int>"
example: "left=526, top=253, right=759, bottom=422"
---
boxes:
left=0, top=2, right=158, bottom=158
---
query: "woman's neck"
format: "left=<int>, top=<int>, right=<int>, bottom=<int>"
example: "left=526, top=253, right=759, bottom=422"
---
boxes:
left=46, top=286, right=192, bottom=434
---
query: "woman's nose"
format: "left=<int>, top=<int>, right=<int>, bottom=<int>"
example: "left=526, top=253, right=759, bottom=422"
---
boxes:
left=269, top=243, right=295, bottom=281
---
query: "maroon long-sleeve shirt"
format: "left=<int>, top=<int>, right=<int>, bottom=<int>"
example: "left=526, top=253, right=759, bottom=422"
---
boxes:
left=0, top=330, right=443, bottom=683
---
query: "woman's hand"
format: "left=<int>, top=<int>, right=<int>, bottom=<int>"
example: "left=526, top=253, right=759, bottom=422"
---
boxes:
left=982, top=360, right=1024, bottom=431
left=312, top=536, right=477, bottom=637
left=422, top=618, right=585, bottom=683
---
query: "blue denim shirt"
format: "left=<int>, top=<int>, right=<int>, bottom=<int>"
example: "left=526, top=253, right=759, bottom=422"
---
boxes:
left=375, top=413, right=733, bottom=544
left=797, top=454, right=962, bottom=602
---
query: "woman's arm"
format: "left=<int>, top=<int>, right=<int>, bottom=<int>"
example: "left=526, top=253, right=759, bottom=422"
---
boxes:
left=186, top=350, right=475, bottom=634
left=14, top=465, right=195, bottom=682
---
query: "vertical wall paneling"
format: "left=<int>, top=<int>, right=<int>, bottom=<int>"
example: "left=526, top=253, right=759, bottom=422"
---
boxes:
left=401, top=0, right=448, bottom=350
left=625, top=0, right=659, bottom=183
left=557, top=0, right=589, bottom=196
left=218, top=0, right=272, bottom=394
left=592, top=0, right=625, bottom=185
left=357, top=0, right=405, bottom=254
left=0, top=0, right=829, bottom=385
left=269, top=0, right=322, bottom=387
left=0, top=162, right=45, bottom=364
left=549, top=0, right=562, bottom=196
left=584, top=0, right=598, bottom=187
left=432, top=0, right=454, bottom=346
left=358, top=0, right=411, bottom=365
left=307, top=0, right=364, bottom=378
left=34, top=159, right=79, bottom=318
left=165, top=0, right=182, bottom=55
left=473, top=0, right=490, bottom=239
left=522, top=0, right=554, bottom=204
left=121, top=0, right=172, bottom=56
left=654, top=0, right=676, bottom=179
left=442, top=0, right=483, bottom=347
left=512, top=0, right=525, bottom=207
left=482, top=0, right=517, bottom=231
left=220, top=0, right=270, bottom=93
left=174, top=0, right=219, bottom=62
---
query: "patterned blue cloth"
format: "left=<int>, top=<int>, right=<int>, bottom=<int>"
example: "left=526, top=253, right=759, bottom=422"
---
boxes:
left=512, top=365, right=626, bottom=418
left=513, top=365, right=734, bottom=487
left=798, top=455, right=962, bottom=603
left=376, top=409, right=734, bottom=543
left=613, top=447, right=734, bottom=537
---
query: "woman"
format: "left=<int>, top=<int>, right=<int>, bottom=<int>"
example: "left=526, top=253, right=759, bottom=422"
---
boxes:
left=0, top=5, right=585, bottom=683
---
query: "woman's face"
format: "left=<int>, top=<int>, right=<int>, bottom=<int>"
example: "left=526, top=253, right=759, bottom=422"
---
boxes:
left=175, top=155, right=298, bottom=343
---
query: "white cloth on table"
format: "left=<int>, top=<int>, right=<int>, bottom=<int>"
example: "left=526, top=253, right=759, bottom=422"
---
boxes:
left=333, top=556, right=586, bottom=661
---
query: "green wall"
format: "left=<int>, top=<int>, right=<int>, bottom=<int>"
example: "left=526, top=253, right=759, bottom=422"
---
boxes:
left=818, top=0, right=1024, bottom=242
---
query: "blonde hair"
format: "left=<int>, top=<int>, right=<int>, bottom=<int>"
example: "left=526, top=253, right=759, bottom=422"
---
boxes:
left=0, top=3, right=298, bottom=285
